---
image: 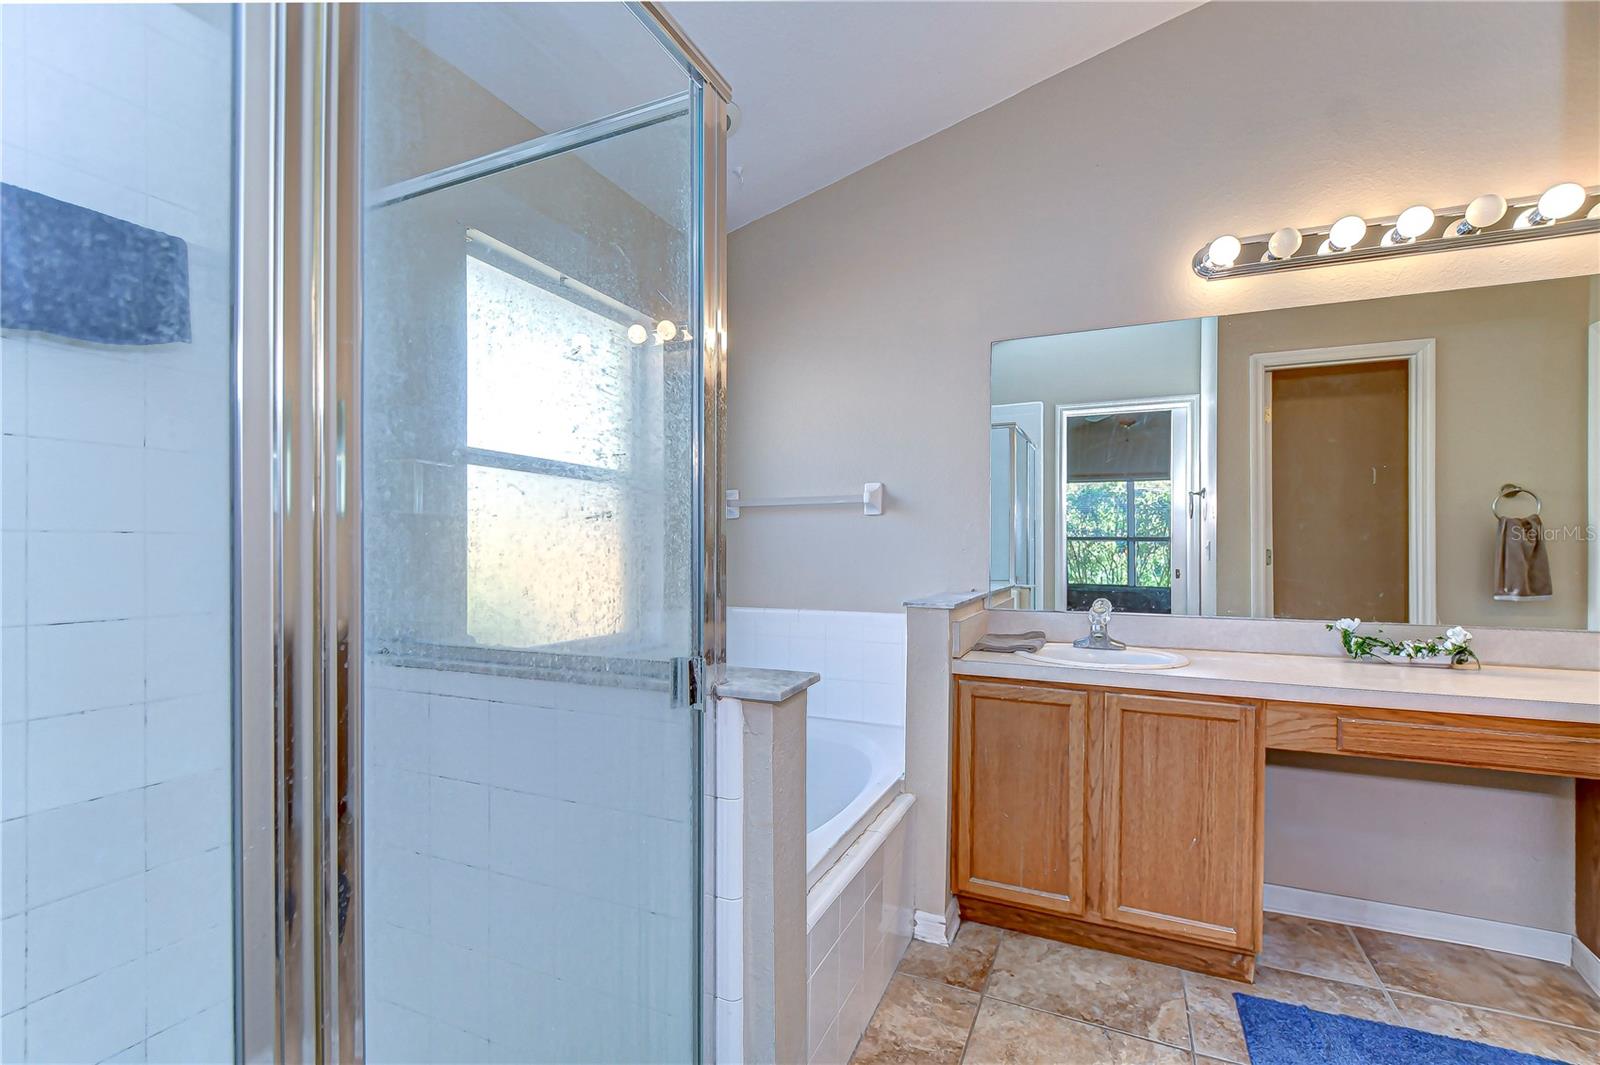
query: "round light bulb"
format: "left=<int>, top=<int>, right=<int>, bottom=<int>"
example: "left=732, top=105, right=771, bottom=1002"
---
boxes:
left=1206, top=235, right=1242, bottom=269
left=1267, top=227, right=1302, bottom=260
left=655, top=319, right=678, bottom=343
left=1537, top=182, right=1586, bottom=221
left=1328, top=214, right=1367, bottom=251
left=627, top=323, right=648, bottom=345
left=1588, top=202, right=1600, bottom=220
left=1395, top=205, right=1435, bottom=240
left=1463, top=193, right=1507, bottom=230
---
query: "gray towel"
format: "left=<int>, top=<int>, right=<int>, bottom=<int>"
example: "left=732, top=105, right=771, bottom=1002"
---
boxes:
left=1, top=183, right=191, bottom=345
left=973, top=630, right=1047, bottom=653
left=1493, top=516, right=1552, bottom=601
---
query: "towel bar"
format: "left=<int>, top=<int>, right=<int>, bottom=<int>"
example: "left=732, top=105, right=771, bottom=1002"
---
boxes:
left=725, top=482, right=883, bottom=519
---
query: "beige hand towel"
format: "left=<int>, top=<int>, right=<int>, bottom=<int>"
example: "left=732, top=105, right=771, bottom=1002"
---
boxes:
left=1493, top=516, right=1552, bottom=601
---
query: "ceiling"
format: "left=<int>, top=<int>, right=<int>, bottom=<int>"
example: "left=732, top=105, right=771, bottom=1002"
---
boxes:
left=666, top=1, right=1202, bottom=230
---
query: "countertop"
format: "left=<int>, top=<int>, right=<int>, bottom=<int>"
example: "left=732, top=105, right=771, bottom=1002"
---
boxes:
left=955, top=647, right=1600, bottom=725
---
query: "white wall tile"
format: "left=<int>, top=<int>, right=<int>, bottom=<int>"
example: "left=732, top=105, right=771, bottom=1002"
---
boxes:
left=145, top=847, right=228, bottom=951
left=2, top=435, right=25, bottom=530
left=1, top=533, right=23, bottom=627
left=23, top=958, right=145, bottom=1065
left=806, top=939, right=840, bottom=1058
left=486, top=701, right=559, bottom=795
left=715, top=797, right=743, bottom=900
left=146, top=695, right=228, bottom=783
left=145, top=533, right=227, bottom=617
left=714, top=895, right=742, bottom=1002
left=27, top=440, right=143, bottom=532
left=0, top=338, right=26, bottom=438
left=486, top=873, right=561, bottom=970
left=27, top=705, right=143, bottom=811
left=714, top=995, right=744, bottom=1065
left=429, top=695, right=490, bottom=784
left=25, top=790, right=144, bottom=906
left=366, top=845, right=429, bottom=935
left=26, top=347, right=145, bottom=446
left=26, top=619, right=143, bottom=719
left=0, top=626, right=22, bottom=722
left=146, top=612, right=227, bottom=700
left=427, top=940, right=488, bottom=1037
left=1, top=721, right=23, bottom=819
left=486, top=788, right=560, bottom=883
left=428, top=778, right=488, bottom=868
left=145, top=772, right=227, bottom=868
left=144, top=1002, right=231, bottom=1065
left=145, top=931, right=228, bottom=1034
left=26, top=531, right=144, bottom=625
left=25, top=875, right=144, bottom=1000
left=368, top=688, right=429, bottom=773
left=1, top=819, right=24, bottom=918
left=809, top=892, right=840, bottom=978
left=2, top=913, right=22, bottom=1015
left=428, top=858, right=489, bottom=953
left=22, top=5, right=148, bottom=103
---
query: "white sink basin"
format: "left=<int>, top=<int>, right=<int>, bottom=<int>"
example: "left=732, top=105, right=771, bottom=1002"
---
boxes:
left=1014, top=643, right=1190, bottom=671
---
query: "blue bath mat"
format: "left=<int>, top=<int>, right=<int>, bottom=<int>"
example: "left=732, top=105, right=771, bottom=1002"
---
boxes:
left=1233, top=994, right=1561, bottom=1065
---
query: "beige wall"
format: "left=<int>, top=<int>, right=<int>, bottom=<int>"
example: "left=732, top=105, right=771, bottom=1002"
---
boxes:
left=1217, top=277, right=1595, bottom=630
left=727, top=0, right=1599, bottom=613
left=728, top=1, right=1599, bottom=931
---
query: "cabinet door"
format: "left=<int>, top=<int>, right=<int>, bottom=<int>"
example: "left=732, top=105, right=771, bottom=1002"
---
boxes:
left=954, top=680, right=1088, bottom=917
left=1100, top=692, right=1262, bottom=950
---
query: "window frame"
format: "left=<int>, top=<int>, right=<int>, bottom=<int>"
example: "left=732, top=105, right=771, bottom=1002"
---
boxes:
left=1062, top=477, right=1171, bottom=589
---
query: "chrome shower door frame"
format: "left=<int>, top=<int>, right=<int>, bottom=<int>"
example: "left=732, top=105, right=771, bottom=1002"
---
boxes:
left=235, top=3, right=732, bottom=1062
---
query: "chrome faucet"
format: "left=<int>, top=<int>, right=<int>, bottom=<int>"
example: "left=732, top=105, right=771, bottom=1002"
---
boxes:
left=1074, top=597, right=1126, bottom=650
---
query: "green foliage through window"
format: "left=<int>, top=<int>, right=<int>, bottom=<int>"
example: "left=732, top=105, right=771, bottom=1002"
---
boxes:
left=1064, top=479, right=1171, bottom=589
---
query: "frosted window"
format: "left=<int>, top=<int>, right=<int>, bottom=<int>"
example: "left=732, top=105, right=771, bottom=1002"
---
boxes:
left=464, top=252, right=638, bottom=648
left=466, top=255, right=630, bottom=469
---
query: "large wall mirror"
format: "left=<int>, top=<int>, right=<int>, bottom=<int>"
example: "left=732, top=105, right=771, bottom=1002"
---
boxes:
left=988, top=274, right=1600, bottom=631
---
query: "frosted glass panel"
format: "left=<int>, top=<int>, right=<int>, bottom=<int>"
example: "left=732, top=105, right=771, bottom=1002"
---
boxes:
left=359, top=5, right=700, bottom=1062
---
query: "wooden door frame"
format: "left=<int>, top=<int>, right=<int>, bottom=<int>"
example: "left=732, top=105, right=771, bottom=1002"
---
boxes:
left=1248, top=339, right=1438, bottom=624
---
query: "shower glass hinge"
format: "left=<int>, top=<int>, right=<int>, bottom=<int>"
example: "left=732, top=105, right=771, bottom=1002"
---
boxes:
left=671, top=656, right=701, bottom=709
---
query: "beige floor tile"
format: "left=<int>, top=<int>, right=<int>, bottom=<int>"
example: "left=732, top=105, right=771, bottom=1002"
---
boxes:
left=850, top=974, right=981, bottom=1065
left=1183, top=965, right=1395, bottom=1063
left=1192, top=1059, right=1235, bottom=1065
left=1259, top=914, right=1379, bottom=987
left=1352, top=928, right=1600, bottom=1030
left=898, top=921, right=1005, bottom=992
left=961, top=999, right=1190, bottom=1065
left=985, top=933, right=1190, bottom=1049
left=1390, top=992, right=1600, bottom=1065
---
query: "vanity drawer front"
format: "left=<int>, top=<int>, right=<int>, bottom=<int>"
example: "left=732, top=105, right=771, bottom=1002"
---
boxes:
left=1337, top=718, right=1600, bottom=777
left=1265, top=701, right=1600, bottom=778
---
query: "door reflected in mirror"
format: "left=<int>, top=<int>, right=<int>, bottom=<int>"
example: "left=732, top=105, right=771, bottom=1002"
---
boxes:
left=988, top=274, right=1600, bottom=631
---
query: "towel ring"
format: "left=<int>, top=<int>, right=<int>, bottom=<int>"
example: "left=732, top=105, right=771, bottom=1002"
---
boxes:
left=1491, top=483, right=1541, bottom=519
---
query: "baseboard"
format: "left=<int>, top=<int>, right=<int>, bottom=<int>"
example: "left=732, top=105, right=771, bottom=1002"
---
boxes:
left=913, top=897, right=961, bottom=946
left=1573, top=936, right=1600, bottom=997
left=1264, top=884, right=1572, bottom=964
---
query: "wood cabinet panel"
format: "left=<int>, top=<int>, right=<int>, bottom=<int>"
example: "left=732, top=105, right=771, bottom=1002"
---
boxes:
left=1100, top=692, right=1262, bottom=951
left=954, top=680, right=1088, bottom=917
left=1264, top=700, right=1600, bottom=778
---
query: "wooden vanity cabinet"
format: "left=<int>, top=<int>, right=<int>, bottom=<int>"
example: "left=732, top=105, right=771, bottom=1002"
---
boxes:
left=952, top=681, right=1088, bottom=917
left=951, top=678, right=1264, bottom=978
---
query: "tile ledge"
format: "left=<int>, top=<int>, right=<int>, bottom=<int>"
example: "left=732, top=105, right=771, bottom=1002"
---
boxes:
left=716, top=665, right=820, bottom=704
left=904, top=589, right=986, bottom=610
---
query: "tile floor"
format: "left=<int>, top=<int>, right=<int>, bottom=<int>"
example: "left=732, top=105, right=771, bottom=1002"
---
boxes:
left=847, top=914, right=1600, bottom=1064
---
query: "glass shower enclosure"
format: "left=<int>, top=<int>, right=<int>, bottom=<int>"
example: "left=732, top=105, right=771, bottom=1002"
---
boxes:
left=2, top=2, right=730, bottom=1062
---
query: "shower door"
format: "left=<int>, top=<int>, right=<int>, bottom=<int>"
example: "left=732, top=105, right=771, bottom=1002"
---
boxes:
left=356, top=6, right=717, bottom=1062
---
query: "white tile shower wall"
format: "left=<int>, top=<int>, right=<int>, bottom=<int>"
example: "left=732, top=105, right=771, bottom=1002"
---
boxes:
left=710, top=696, right=745, bottom=1063
left=364, top=662, right=698, bottom=1064
left=0, top=6, right=236, bottom=1063
left=727, top=609, right=906, bottom=728
left=804, top=796, right=914, bottom=1065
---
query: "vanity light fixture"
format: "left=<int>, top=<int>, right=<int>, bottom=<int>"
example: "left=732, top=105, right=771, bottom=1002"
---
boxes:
left=1381, top=204, right=1436, bottom=246
left=655, top=318, right=678, bottom=343
left=1204, top=235, right=1242, bottom=270
left=1514, top=181, right=1588, bottom=229
left=1263, top=226, right=1302, bottom=261
left=1193, top=182, right=1599, bottom=279
left=627, top=323, right=649, bottom=345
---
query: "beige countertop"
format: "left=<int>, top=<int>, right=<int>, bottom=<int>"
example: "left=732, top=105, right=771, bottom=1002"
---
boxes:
left=955, top=647, right=1600, bottom=725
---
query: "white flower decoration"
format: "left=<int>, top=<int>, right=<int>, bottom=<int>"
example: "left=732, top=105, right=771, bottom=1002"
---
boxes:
left=1445, top=626, right=1472, bottom=646
left=1334, top=618, right=1361, bottom=633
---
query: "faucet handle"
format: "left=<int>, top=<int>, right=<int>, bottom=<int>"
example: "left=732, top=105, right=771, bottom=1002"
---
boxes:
left=1088, top=597, right=1113, bottom=620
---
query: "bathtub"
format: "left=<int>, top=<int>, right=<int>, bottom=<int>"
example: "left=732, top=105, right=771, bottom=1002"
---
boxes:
left=806, top=717, right=904, bottom=887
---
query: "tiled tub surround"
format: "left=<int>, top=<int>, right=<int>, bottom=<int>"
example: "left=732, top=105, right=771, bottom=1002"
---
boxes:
left=363, top=660, right=696, bottom=1064
left=851, top=914, right=1600, bottom=1064
left=1, top=6, right=237, bottom=1063
left=806, top=795, right=915, bottom=1065
left=727, top=608, right=906, bottom=730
